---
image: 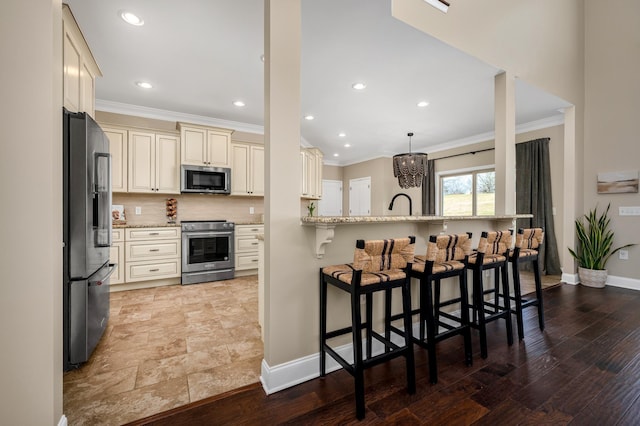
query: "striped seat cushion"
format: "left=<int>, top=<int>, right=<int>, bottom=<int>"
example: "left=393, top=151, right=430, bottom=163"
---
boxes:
left=513, top=248, right=538, bottom=258
left=322, top=264, right=407, bottom=286
left=412, top=255, right=466, bottom=274
left=468, top=252, right=507, bottom=265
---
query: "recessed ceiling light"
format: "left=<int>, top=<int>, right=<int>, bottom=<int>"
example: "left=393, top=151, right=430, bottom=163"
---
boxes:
left=233, top=100, right=245, bottom=107
left=135, top=81, right=152, bottom=89
left=344, top=143, right=351, bottom=148
left=417, top=101, right=429, bottom=107
left=333, top=153, right=339, bottom=157
left=338, top=132, right=346, bottom=138
left=120, top=11, right=144, bottom=26
left=304, top=115, right=315, bottom=120
left=352, top=82, right=367, bottom=90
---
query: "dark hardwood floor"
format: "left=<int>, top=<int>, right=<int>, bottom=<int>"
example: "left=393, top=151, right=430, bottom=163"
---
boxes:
left=127, top=284, right=640, bottom=425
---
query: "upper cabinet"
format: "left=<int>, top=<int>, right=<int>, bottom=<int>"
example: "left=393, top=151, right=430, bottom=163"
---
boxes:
left=128, top=131, right=180, bottom=194
left=62, top=5, right=101, bottom=117
left=102, top=126, right=128, bottom=193
left=301, top=147, right=323, bottom=199
left=178, top=123, right=233, bottom=167
left=231, top=143, right=264, bottom=196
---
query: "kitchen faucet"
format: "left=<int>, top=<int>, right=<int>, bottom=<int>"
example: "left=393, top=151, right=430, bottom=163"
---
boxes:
left=388, top=193, right=413, bottom=216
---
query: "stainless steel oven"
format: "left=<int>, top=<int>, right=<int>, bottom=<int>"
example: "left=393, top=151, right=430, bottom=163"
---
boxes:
left=181, top=220, right=234, bottom=284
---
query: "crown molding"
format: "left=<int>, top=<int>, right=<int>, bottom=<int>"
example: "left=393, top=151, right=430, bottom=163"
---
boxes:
left=417, top=114, right=565, bottom=155
left=95, top=99, right=265, bottom=135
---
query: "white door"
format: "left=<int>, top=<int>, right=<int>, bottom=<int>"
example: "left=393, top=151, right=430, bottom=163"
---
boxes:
left=349, top=177, right=371, bottom=216
left=318, top=180, right=342, bottom=216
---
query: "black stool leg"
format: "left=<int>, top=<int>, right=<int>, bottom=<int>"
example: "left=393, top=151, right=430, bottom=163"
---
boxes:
left=474, top=267, right=488, bottom=359
left=501, top=263, right=513, bottom=346
left=401, top=278, right=416, bottom=393
left=366, top=293, right=373, bottom=359
left=319, top=270, right=327, bottom=376
left=384, top=288, right=392, bottom=353
left=423, top=276, right=438, bottom=384
left=533, top=258, right=545, bottom=331
left=511, top=259, right=525, bottom=340
left=493, top=270, right=499, bottom=313
left=419, top=277, right=427, bottom=341
left=459, top=270, right=473, bottom=366
left=351, top=284, right=365, bottom=420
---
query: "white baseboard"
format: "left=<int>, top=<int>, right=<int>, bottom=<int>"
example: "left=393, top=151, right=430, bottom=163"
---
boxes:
left=562, top=272, right=579, bottom=285
left=606, top=274, right=640, bottom=291
left=58, top=415, right=68, bottom=426
left=562, top=272, right=640, bottom=290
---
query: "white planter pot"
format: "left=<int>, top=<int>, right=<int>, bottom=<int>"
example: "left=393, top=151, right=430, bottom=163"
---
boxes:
left=578, top=267, right=608, bottom=288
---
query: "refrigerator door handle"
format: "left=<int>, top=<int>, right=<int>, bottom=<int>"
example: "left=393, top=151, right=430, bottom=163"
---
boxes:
left=93, top=152, right=112, bottom=248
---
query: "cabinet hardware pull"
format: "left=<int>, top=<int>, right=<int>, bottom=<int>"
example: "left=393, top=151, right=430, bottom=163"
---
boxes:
left=252, top=243, right=258, bottom=245
left=149, top=268, right=160, bottom=272
left=252, top=259, right=258, bottom=262
left=251, top=229, right=259, bottom=231
left=149, top=249, right=160, bottom=252
left=149, top=232, right=160, bottom=235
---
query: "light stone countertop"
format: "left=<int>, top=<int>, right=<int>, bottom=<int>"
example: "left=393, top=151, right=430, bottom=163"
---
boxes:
left=113, top=223, right=180, bottom=228
left=300, top=214, right=532, bottom=224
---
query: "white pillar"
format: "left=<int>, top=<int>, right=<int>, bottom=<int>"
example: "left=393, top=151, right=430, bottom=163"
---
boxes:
left=562, top=106, right=577, bottom=282
left=494, top=72, right=517, bottom=215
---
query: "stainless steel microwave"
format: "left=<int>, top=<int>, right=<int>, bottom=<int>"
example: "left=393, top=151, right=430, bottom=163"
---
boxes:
left=181, top=165, right=231, bottom=194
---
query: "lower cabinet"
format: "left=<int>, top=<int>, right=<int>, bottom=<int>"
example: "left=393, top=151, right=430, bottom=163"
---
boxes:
left=235, top=224, right=263, bottom=272
left=110, top=229, right=125, bottom=285
left=109, top=226, right=181, bottom=290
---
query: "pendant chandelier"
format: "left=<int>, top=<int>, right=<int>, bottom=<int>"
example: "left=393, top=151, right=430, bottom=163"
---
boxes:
left=392, top=132, right=428, bottom=188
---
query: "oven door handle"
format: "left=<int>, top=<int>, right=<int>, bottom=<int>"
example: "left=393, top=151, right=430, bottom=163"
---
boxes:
left=183, top=231, right=233, bottom=238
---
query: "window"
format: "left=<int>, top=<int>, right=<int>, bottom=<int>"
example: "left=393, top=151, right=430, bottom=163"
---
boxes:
left=440, top=169, right=495, bottom=216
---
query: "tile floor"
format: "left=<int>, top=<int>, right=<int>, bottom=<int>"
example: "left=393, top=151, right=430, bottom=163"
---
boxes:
left=63, top=275, right=262, bottom=426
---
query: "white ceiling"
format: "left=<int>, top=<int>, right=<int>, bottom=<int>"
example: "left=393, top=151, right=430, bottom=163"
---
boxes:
left=65, top=0, right=571, bottom=166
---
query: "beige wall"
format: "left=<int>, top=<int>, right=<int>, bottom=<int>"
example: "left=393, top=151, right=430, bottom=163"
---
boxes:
left=584, top=0, right=640, bottom=278
left=322, top=164, right=343, bottom=181
left=0, top=0, right=63, bottom=423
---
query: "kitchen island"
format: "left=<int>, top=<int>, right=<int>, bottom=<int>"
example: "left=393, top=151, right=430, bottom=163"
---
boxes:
left=301, top=214, right=533, bottom=258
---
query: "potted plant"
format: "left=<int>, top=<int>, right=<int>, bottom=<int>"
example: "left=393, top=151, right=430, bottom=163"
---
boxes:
left=568, top=203, right=635, bottom=288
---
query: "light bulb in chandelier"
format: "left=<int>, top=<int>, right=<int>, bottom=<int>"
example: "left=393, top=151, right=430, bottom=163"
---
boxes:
left=392, top=132, right=428, bottom=188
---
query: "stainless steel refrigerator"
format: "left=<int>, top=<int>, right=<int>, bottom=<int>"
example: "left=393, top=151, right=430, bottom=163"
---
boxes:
left=63, top=109, right=115, bottom=371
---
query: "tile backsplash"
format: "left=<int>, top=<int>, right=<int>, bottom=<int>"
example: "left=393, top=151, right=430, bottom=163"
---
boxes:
left=113, top=193, right=264, bottom=225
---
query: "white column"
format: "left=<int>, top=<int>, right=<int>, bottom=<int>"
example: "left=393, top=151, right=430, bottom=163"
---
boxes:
left=494, top=71, right=517, bottom=215
left=562, top=106, right=577, bottom=282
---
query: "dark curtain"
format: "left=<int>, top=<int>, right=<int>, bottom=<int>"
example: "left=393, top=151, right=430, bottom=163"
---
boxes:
left=422, top=159, right=436, bottom=215
left=515, top=138, right=562, bottom=275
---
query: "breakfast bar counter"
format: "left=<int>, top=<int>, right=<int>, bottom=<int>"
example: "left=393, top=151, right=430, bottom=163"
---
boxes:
left=301, top=214, right=532, bottom=258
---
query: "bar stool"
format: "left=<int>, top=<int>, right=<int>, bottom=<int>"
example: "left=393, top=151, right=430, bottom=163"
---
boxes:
left=319, top=236, right=416, bottom=420
left=387, top=233, right=473, bottom=384
left=468, top=230, right=513, bottom=358
left=510, top=228, right=545, bottom=340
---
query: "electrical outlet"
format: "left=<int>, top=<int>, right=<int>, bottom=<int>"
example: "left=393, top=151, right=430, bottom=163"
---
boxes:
left=135, top=206, right=141, bottom=215
left=619, top=250, right=629, bottom=260
left=250, top=207, right=255, bottom=214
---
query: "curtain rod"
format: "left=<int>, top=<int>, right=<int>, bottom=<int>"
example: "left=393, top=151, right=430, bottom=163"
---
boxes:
left=432, top=147, right=495, bottom=161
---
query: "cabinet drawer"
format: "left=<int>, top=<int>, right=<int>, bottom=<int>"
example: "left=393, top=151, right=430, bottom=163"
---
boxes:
left=125, top=240, right=180, bottom=261
left=235, top=225, right=263, bottom=236
left=125, top=260, right=180, bottom=282
left=236, top=236, right=260, bottom=252
left=236, top=253, right=259, bottom=270
left=126, top=227, right=180, bottom=241
left=112, top=229, right=125, bottom=242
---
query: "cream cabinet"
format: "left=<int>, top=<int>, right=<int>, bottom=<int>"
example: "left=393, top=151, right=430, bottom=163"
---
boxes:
left=301, top=147, right=323, bottom=199
left=124, top=228, right=181, bottom=283
left=102, top=126, right=128, bottom=193
left=235, top=224, right=263, bottom=271
left=62, top=5, right=101, bottom=116
left=110, top=228, right=125, bottom=285
left=178, top=123, right=233, bottom=167
left=231, top=143, right=264, bottom=196
left=128, top=131, right=180, bottom=194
